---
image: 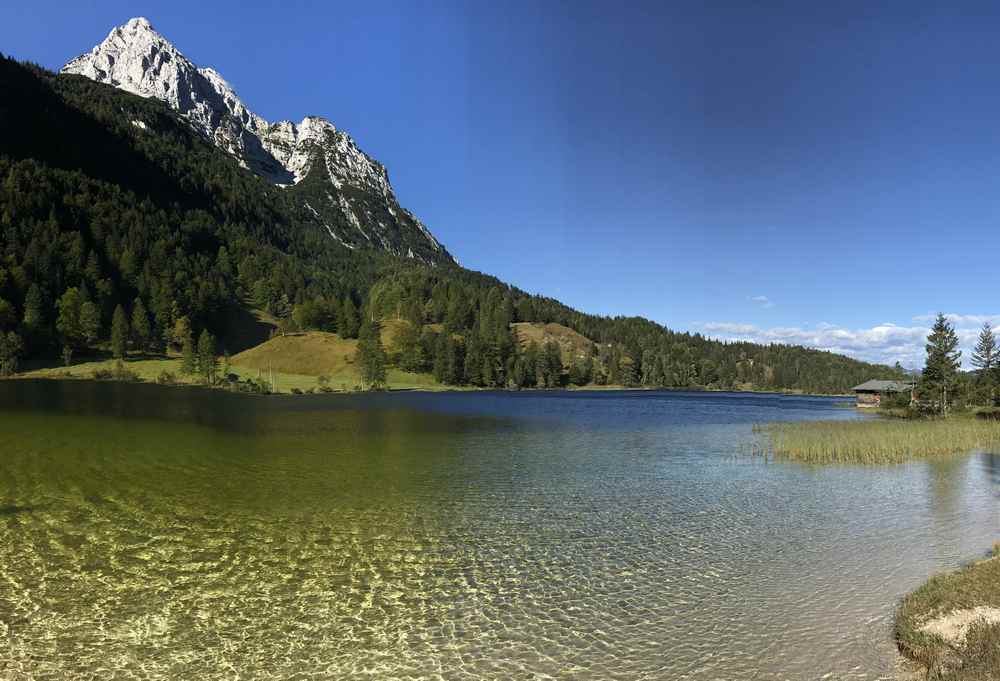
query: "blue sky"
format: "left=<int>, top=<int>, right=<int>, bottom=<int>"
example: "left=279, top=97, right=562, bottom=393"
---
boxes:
left=5, top=1, right=1000, bottom=367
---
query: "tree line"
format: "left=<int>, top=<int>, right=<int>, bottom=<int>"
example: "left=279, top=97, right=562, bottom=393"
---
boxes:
left=914, top=313, right=999, bottom=412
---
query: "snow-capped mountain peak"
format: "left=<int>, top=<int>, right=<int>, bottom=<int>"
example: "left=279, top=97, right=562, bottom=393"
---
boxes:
left=61, top=18, right=451, bottom=263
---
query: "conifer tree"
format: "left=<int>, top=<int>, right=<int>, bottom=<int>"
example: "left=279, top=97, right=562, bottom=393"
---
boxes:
left=356, top=318, right=387, bottom=390
left=920, top=313, right=961, bottom=411
left=971, top=321, right=998, bottom=404
left=464, top=335, right=484, bottom=385
left=197, top=330, right=217, bottom=384
left=56, top=288, right=83, bottom=347
left=397, top=321, right=426, bottom=373
left=23, top=283, right=44, bottom=330
left=132, top=297, right=152, bottom=352
left=433, top=332, right=448, bottom=383
left=180, top=324, right=196, bottom=375
left=971, top=322, right=997, bottom=374
left=0, top=331, right=23, bottom=377
left=79, top=301, right=101, bottom=346
left=339, top=297, right=360, bottom=339
left=110, top=304, right=129, bottom=359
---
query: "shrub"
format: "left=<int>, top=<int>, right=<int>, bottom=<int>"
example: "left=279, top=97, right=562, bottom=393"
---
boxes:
left=156, top=371, right=176, bottom=385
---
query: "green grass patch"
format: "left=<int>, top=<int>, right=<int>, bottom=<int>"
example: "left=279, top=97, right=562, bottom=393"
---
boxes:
left=896, top=545, right=1000, bottom=680
left=759, top=417, right=1000, bottom=464
left=18, top=346, right=443, bottom=395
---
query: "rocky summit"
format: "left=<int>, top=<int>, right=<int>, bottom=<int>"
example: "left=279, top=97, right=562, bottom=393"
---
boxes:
left=62, top=17, right=451, bottom=264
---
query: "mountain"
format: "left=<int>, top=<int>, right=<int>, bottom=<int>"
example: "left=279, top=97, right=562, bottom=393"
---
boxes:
left=0, top=48, right=901, bottom=393
left=62, top=17, right=450, bottom=264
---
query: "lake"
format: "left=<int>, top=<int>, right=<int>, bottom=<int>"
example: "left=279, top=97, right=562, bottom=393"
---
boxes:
left=0, top=381, right=996, bottom=679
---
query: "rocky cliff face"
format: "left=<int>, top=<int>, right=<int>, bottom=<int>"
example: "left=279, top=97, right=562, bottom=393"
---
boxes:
left=62, top=17, right=451, bottom=264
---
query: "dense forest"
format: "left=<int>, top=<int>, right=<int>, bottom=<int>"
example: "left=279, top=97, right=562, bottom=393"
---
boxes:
left=0, top=55, right=902, bottom=393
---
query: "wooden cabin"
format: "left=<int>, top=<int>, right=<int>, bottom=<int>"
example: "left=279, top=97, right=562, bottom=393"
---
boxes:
left=851, top=380, right=914, bottom=408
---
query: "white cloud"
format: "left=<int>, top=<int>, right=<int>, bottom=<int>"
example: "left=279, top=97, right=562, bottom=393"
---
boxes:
left=693, top=320, right=960, bottom=368
left=700, top=322, right=760, bottom=335
left=912, top=313, right=1000, bottom=327
left=749, top=295, right=775, bottom=309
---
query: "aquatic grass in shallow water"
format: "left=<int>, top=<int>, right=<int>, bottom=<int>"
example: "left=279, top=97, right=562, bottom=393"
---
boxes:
left=759, top=417, right=1000, bottom=464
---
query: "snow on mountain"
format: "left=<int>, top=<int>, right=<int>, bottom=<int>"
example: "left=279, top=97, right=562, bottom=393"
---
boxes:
left=62, top=17, right=451, bottom=264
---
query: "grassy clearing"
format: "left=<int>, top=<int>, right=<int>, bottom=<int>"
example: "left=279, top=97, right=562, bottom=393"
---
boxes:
left=511, top=322, right=596, bottom=363
left=19, top=355, right=321, bottom=393
left=229, top=328, right=438, bottom=391
left=759, top=417, right=1000, bottom=464
left=18, top=344, right=440, bottom=394
left=896, top=545, right=1000, bottom=680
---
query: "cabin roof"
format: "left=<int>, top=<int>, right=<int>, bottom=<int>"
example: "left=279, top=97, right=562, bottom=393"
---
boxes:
left=851, top=379, right=914, bottom=393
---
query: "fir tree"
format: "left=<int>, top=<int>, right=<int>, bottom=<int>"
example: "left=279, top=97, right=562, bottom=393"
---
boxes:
left=971, top=321, right=998, bottom=404
left=0, top=298, right=15, bottom=330
left=397, top=321, right=426, bottom=372
left=197, top=330, right=217, bottom=384
left=56, top=288, right=83, bottom=346
left=180, top=325, right=196, bottom=375
left=920, top=313, right=961, bottom=411
left=433, top=332, right=448, bottom=383
left=131, top=297, right=152, bottom=352
left=339, top=297, right=360, bottom=339
left=356, top=318, right=387, bottom=390
left=22, top=283, right=44, bottom=330
left=970, top=322, right=997, bottom=374
left=0, top=331, right=23, bottom=376
left=79, top=301, right=101, bottom=346
left=464, top=335, right=484, bottom=386
left=110, top=304, right=129, bottom=359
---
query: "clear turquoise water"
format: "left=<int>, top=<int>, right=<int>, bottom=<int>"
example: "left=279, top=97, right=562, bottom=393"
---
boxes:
left=0, top=382, right=996, bottom=679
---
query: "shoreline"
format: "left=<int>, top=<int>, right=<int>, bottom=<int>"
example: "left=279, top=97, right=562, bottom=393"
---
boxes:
left=895, top=544, right=1000, bottom=680
left=4, top=366, right=854, bottom=399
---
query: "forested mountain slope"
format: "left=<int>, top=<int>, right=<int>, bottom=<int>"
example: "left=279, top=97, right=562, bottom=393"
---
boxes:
left=0, top=56, right=900, bottom=393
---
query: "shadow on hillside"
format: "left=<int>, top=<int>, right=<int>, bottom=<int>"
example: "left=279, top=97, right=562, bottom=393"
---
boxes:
left=220, top=304, right=277, bottom=354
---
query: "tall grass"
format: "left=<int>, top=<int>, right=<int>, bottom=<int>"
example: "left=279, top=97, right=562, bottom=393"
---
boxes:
left=759, top=417, right=1000, bottom=464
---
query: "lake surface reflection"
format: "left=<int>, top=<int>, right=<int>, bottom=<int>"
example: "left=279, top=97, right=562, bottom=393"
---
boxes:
left=0, top=382, right=996, bottom=679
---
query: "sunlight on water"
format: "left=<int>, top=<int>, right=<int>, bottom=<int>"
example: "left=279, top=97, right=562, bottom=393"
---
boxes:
left=0, top=383, right=996, bottom=679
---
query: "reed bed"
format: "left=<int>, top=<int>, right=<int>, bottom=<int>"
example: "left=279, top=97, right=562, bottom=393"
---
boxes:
left=758, top=417, right=1000, bottom=464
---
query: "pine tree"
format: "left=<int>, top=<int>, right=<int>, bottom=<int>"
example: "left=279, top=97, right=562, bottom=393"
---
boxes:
left=79, top=301, right=101, bottom=346
left=180, top=324, right=196, bottom=375
left=542, top=341, right=563, bottom=387
left=971, top=322, right=997, bottom=374
left=464, top=335, right=484, bottom=385
left=339, top=297, right=360, bottom=339
left=971, top=321, right=998, bottom=404
left=397, top=321, right=426, bottom=372
left=920, top=313, right=961, bottom=411
left=355, top=318, right=387, bottom=390
left=0, top=331, right=23, bottom=376
left=23, top=283, right=44, bottom=330
left=172, top=314, right=193, bottom=349
left=197, top=330, right=217, bottom=384
left=56, top=287, right=83, bottom=346
left=110, top=305, right=129, bottom=359
left=132, top=297, right=152, bottom=353
left=433, top=333, right=448, bottom=383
